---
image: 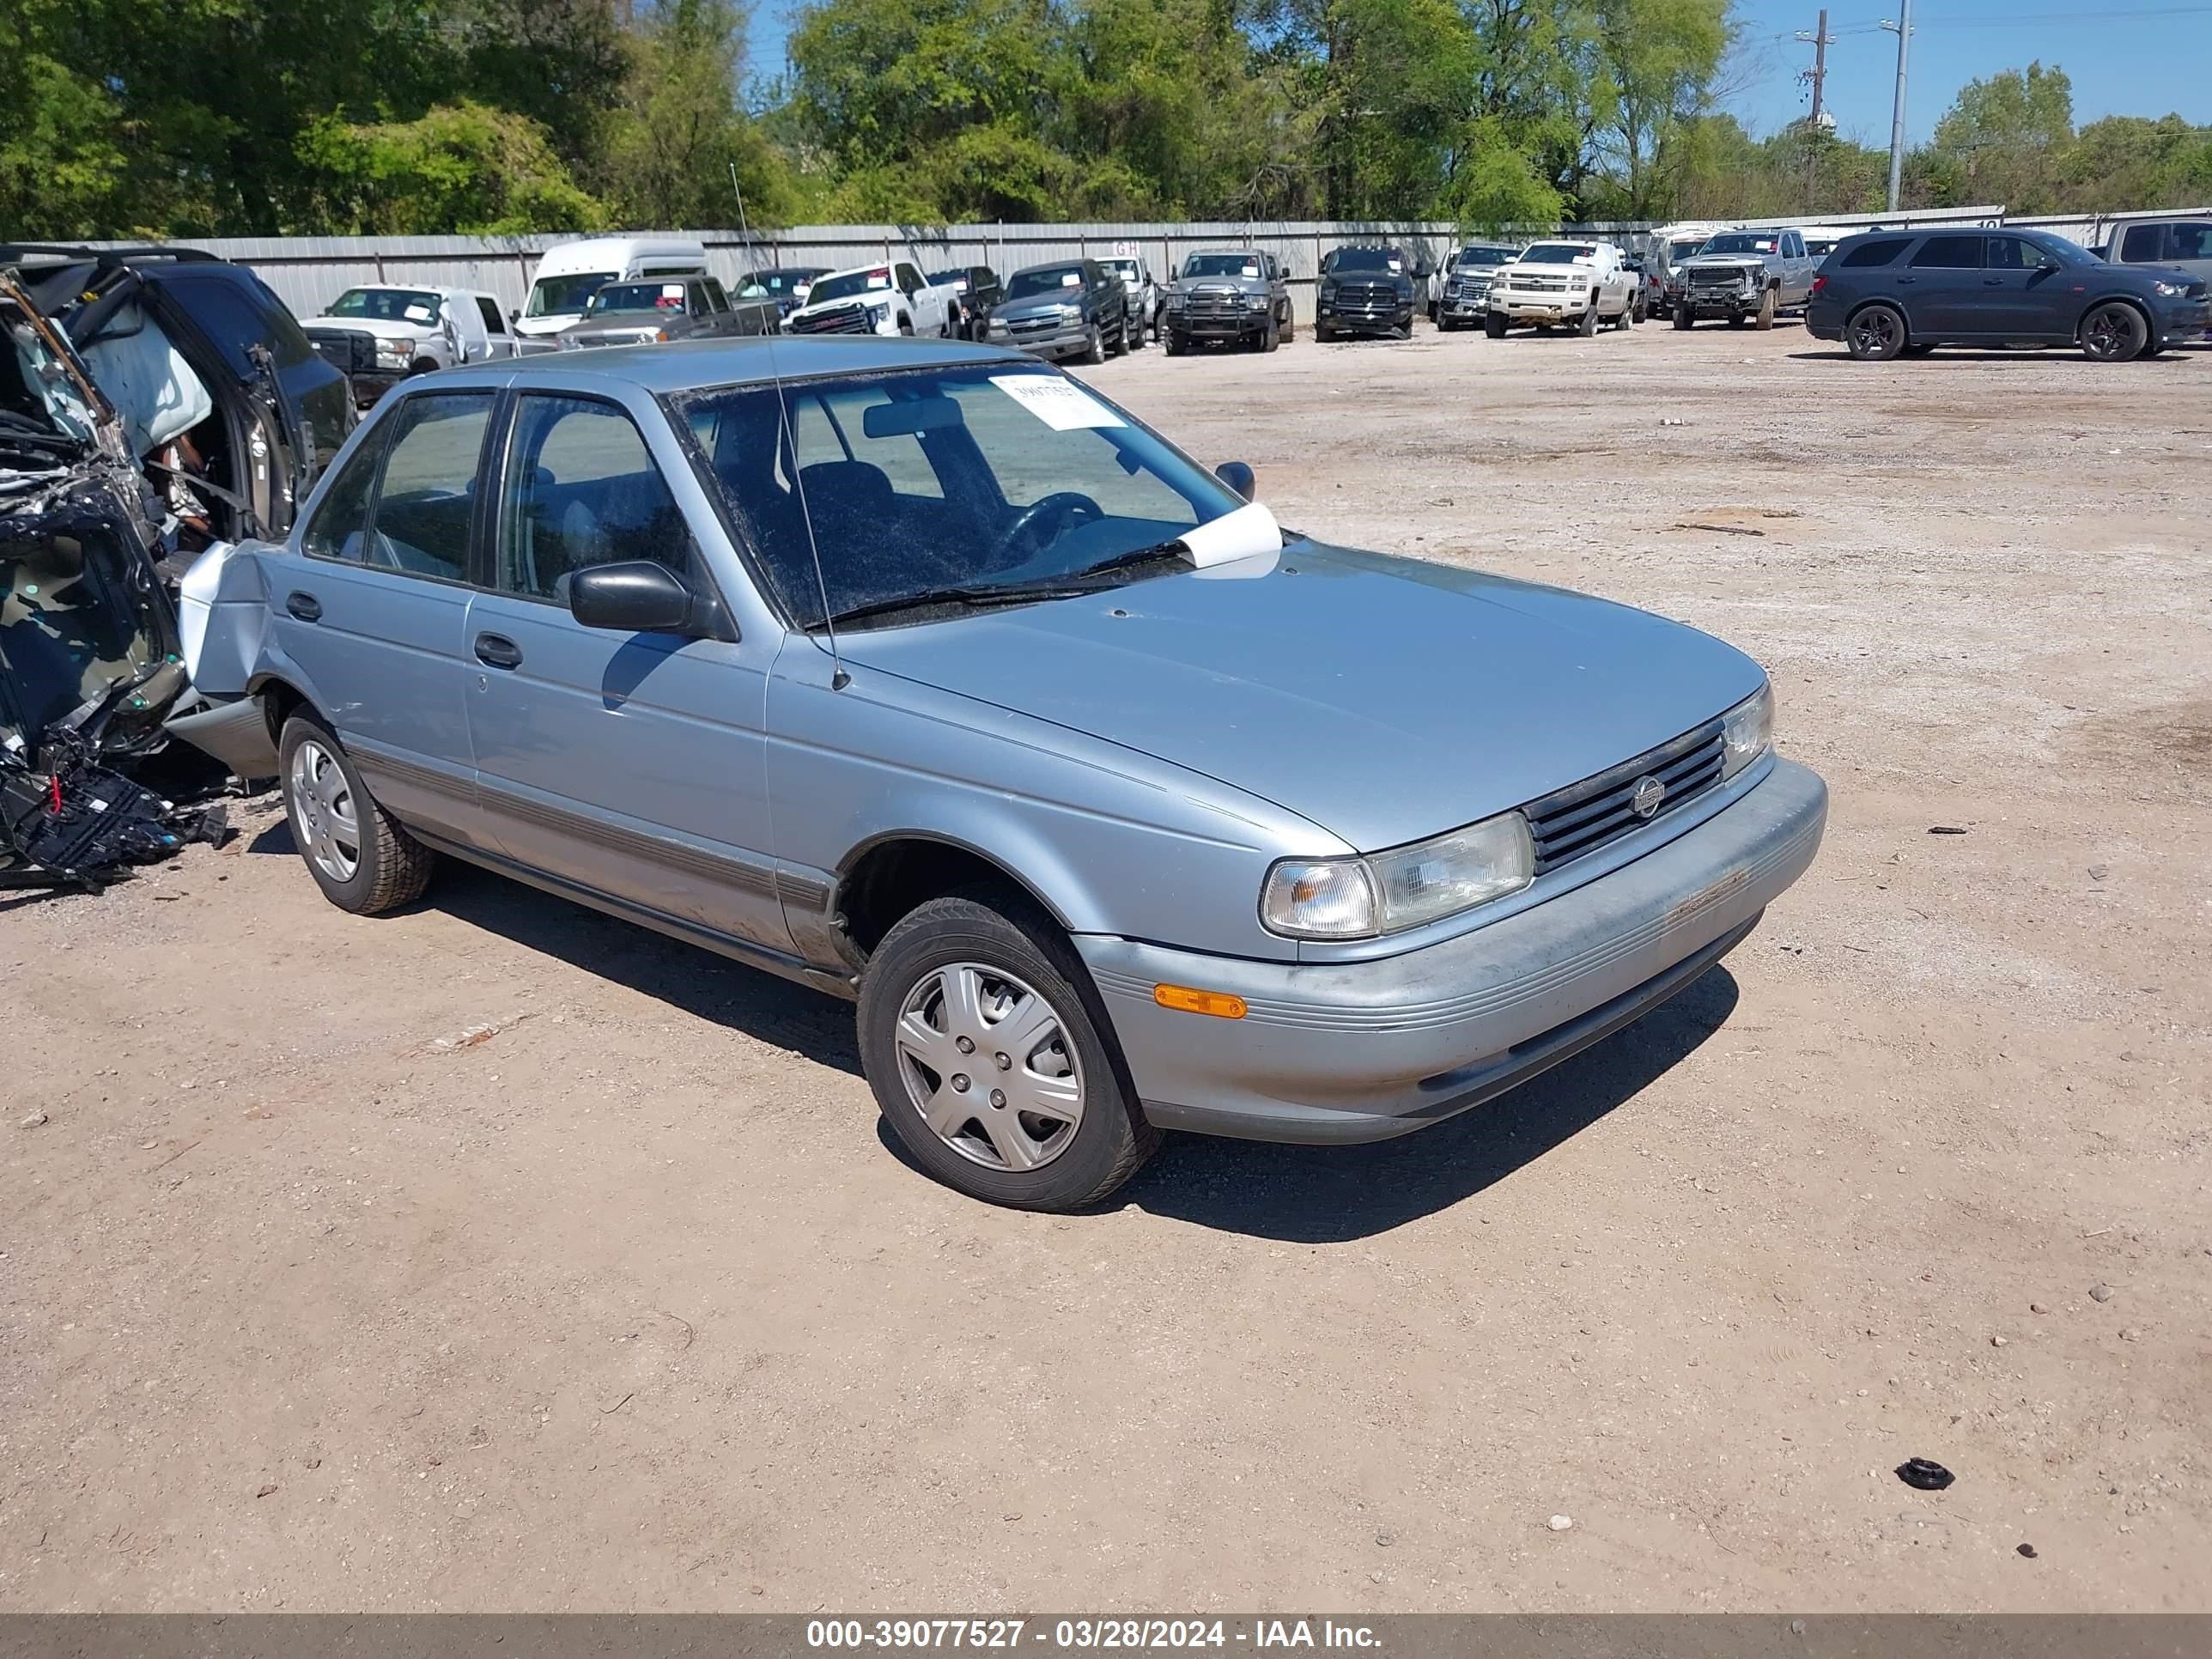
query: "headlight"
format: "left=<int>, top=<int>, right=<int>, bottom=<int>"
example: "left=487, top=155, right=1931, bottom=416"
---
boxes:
left=1318, top=282, right=1338, bottom=301
left=1166, top=292, right=1187, bottom=311
left=1720, top=683, right=1774, bottom=781
left=866, top=300, right=891, bottom=324
left=376, top=336, right=414, bottom=361
left=1261, top=811, right=1535, bottom=940
left=1243, top=293, right=1267, bottom=310
left=2153, top=280, right=2185, bottom=297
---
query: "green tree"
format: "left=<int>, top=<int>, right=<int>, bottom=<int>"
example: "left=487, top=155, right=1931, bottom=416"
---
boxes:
left=597, top=0, right=794, bottom=228
left=295, top=101, right=604, bottom=234
left=1923, top=61, right=2074, bottom=213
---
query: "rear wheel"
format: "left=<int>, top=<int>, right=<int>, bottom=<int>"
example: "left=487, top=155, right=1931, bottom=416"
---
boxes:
left=1846, top=302, right=1907, bottom=361
left=2081, top=301, right=2148, bottom=362
left=278, top=714, right=434, bottom=915
left=858, top=892, right=1159, bottom=1212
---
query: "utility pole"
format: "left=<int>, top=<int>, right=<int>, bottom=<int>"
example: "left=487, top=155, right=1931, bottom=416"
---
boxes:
left=1796, top=9, right=1836, bottom=207
left=1883, top=1, right=1915, bottom=214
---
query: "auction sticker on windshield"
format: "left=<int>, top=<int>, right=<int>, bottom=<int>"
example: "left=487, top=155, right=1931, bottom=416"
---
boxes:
left=990, top=374, right=1126, bottom=432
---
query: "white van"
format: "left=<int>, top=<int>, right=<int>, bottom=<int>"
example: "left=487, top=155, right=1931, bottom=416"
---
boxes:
left=515, top=237, right=709, bottom=347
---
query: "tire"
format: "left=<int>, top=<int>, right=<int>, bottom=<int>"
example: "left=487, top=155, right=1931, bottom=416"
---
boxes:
left=1437, top=317, right=1458, bottom=333
left=1846, top=302, right=1907, bottom=361
left=277, top=713, right=434, bottom=915
left=1315, top=320, right=1336, bottom=342
left=1262, top=312, right=1279, bottom=352
left=1755, top=287, right=1777, bottom=331
left=2081, top=301, right=2148, bottom=362
left=857, top=890, right=1159, bottom=1212
left=1484, top=313, right=1507, bottom=339
left=898, top=319, right=915, bottom=336
left=1164, top=329, right=1186, bottom=356
left=1577, top=307, right=1597, bottom=337
left=1082, top=323, right=1105, bottom=365
left=1278, top=306, right=1293, bottom=344
left=1615, top=301, right=1634, bottom=331
left=1673, top=307, right=1693, bottom=331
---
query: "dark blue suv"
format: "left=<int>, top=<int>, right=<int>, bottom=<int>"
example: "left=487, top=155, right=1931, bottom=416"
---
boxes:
left=1806, top=227, right=2210, bottom=362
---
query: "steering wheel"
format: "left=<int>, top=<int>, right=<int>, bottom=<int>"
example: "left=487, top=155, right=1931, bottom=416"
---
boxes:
left=993, top=491, right=1104, bottom=565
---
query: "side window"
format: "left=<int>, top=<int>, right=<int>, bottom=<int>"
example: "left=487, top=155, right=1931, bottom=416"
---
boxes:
left=1985, top=237, right=2036, bottom=270
left=475, top=295, right=506, bottom=335
left=1910, top=235, right=1983, bottom=269
left=702, top=278, right=730, bottom=311
left=896, top=264, right=923, bottom=297
left=301, top=423, right=391, bottom=562
left=1784, top=232, right=1803, bottom=258
left=2170, top=222, right=2212, bottom=259
left=157, top=272, right=270, bottom=379
left=2118, top=224, right=2164, bottom=261
left=497, top=396, right=696, bottom=603
left=363, top=392, right=493, bottom=581
left=1842, top=239, right=1907, bottom=268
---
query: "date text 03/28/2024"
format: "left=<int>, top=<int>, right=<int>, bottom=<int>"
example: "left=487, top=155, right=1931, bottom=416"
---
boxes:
left=805, top=1620, right=1382, bottom=1650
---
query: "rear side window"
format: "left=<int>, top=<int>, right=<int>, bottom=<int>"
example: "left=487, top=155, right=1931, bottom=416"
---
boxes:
left=363, top=392, right=493, bottom=581
left=301, top=426, right=390, bottom=562
left=2167, top=222, right=2211, bottom=259
left=1839, top=240, right=1908, bottom=269
left=475, top=295, right=506, bottom=334
left=2119, top=224, right=2165, bottom=261
left=1910, top=236, right=1984, bottom=270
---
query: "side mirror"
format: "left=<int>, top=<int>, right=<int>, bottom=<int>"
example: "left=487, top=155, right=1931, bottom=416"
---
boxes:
left=1413, top=259, right=1434, bottom=280
left=508, top=307, right=520, bottom=324
left=1214, top=460, right=1255, bottom=500
left=569, top=561, right=727, bottom=640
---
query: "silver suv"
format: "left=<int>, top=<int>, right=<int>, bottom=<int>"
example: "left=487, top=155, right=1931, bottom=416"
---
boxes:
left=191, top=340, right=1826, bottom=1210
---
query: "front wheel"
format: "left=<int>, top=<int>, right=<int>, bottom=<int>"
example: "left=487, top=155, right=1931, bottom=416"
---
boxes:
left=278, top=714, right=435, bottom=915
left=1484, top=313, right=1507, bottom=339
left=1576, top=307, right=1597, bottom=337
left=1755, top=287, right=1777, bottom=331
left=1082, top=324, right=1105, bottom=365
left=1164, top=329, right=1186, bottom=356
left=1262, top=312, right=1280, bottom=352
left=858, top=892, right=1159, bottom=1211
left=1673, top=307, right=1693, bottom=331
left=2081, top=301, right=2148, bottom=362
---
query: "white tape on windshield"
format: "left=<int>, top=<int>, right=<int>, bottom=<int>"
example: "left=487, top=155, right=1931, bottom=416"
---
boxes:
left=990, top=375, right=1126, bottom=431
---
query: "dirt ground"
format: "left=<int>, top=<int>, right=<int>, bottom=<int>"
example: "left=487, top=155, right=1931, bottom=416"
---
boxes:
left=4, top=316, right=2209, bottom=1614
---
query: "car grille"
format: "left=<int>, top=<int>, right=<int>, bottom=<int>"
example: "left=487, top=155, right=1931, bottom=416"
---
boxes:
left=1333, top=281, right=1398, bottom=308
left=1505, top=275, right=1569, bottom=294
left=1521, top=720, right=1728, bottom=874
left=1690, top=266, right=1753, bottom=288
left=304, top=326, right=377, bottom=377
left=1184, top=289, right=1243, bottom=319
left=789, top=302, right=871, bottom=335
left=1006, top=313, right=1073, bottom=337
left=1447, top=275, right=1493, bottom=301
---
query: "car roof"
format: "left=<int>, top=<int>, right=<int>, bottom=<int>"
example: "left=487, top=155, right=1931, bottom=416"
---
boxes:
left=438, top=335, right=1034, bottom=395
left=1009, top=258, right=1089, bottom=276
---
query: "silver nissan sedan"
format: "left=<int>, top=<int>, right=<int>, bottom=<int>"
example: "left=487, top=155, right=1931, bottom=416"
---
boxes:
left=179, top=337, right=1827, bottom=1210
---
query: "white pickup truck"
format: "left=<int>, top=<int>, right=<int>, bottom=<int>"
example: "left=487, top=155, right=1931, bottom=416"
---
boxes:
left=781, top=259, right=957, bottom=337
left=304, top=283, right=520, bottom=404
left=1485, top=240, right=1637, bottom=337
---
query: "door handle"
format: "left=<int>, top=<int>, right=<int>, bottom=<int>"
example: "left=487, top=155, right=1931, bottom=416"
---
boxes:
left=1894, top=276, right=1917, bottom=285
left=285, top=591, right=322, bottom=623
left=473, top=632, right=523, bottom=670
left=1984, top=277, right=2005, bottom=286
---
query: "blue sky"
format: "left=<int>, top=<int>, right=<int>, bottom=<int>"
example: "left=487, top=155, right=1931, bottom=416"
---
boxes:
left=746, top=3, right=2212, bottom=146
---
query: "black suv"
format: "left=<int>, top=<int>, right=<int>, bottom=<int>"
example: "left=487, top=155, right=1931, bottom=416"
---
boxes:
left=1807, top=227, right=2210, bottom=362
left=3, top=245, right=350, bottom=538
left=1315, top=246, right=1426, bottom=340
left=927, top=266, right=1006, bottom=339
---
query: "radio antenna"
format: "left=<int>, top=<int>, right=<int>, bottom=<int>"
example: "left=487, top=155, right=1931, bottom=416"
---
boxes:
left=732, top=174, right=848, bottom=690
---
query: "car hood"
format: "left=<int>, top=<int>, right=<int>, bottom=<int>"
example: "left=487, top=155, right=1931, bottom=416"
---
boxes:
left=1683, top=252, right=1773, bottom=269
left=312, top=315, right=441, bottom=342
left=1500, top=261, right=1600, bottom=279
left=1170, top=276, right=1267, bottom=296
left=996, top=293, right=1088, bottom=321
left=564, top=311, right=678, bottom=334
left=836, top=543, right=1768, bottom=852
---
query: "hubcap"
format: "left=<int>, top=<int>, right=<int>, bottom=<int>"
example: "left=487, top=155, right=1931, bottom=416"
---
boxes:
left=288, top=738, right=360, bottom=884
left=1854, top=312, right=1896, bottom=355
left=2087, top=308, right=2129, bottom=357
left=893, top=963, right=1085, bottom=1173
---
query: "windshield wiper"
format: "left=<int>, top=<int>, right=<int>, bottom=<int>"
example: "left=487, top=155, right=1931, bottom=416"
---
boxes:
left=817, top=580, right=1101, bottom=629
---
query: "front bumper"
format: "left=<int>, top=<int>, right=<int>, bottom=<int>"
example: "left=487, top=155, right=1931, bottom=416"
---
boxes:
left=1492, top=294, right=1595, bottom=323
left=1680, top=283, right=1762, bottom=315
left=1077, top=757, right=1827, bottom=1145
left=1170, top=307, right=1268, bottom=340
left=1317, top=300, right=1413, bottom=333
left=2153, top=297, right=2212, bottom=343
left=993, top=319, right=1092, bottom=358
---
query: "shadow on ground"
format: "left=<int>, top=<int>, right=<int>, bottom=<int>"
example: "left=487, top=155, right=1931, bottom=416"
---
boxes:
left=258, top=822, right=1741, bottom=1243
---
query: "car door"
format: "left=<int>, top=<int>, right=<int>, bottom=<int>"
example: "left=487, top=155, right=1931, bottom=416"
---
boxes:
left=1778, top=231, right=1810, bottom=302
left=1979, top=235, right=2070, bottom=340
left=473, top=295, right=517, bottom=359
left=893, top=262, right=933, bottom=334
left=264, top=388, right=495, bottom=847
left=1899, top=234, right=1986, bottom=335
left=2115, top=222, right=2166, bottom=271
left=462, top=388, right=790, bottom=953
left=445, top=295, right=489, bottom=364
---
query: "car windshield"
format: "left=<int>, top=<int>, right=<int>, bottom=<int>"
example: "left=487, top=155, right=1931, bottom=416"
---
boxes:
left=1669, top=240, right=1705, bottom=262
left=1454, top=248, right=1512, bottom=268
left=1103, top=260, right=1140, bottom=281
left=590, top=282, right=689, bottom=314
left=526, top=272, right=612, bottom=318
left=1329, top=248, right=1401, bottom=271
left=807, top=268, right=894, bottom=305
left=2027, top=234, right=2097, bottom=268
left=328, top=288, right=444, bottom=324
left=1703, top=233, right=1778, bottom=254
left=1182, top=253, right=1261, bottom=278
left=747, top=270, right=822, bottom=296
left=1006, top=265, right=1085, bottom=300
left=676, top=362, right=1251, bottom=631
left=1520, top=245, right=1595, bottom=264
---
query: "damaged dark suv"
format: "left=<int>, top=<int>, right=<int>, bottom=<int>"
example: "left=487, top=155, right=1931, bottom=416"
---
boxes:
left=1, top=248, right=343, bottom=887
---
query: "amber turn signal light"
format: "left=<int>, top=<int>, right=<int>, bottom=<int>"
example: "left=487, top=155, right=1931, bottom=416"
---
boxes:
left=1153, top=984, right=1248, bottom=1019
